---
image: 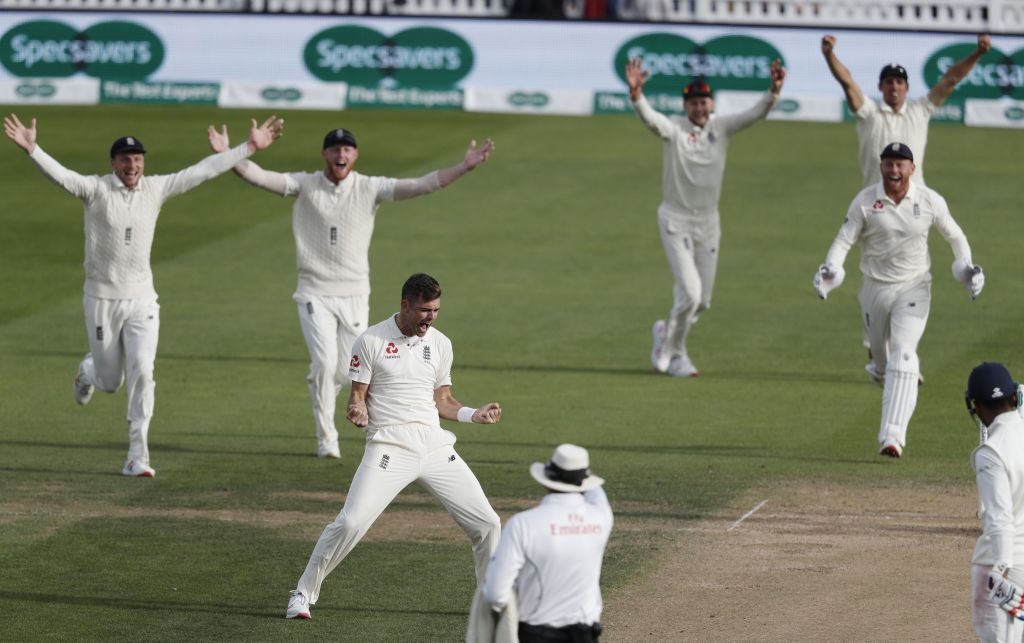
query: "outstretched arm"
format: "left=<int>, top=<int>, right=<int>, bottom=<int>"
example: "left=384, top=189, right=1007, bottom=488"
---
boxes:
left=393, top=139, right=495, bottom=201
left=4, top=113, right=37, bottom=154
left=928, top=34, right=991, bottom=106
left=821, top=35, right=865, bottom=112
left=207, top=120, right=289, bottom=195
left=434, top=385, right=502, bottom=424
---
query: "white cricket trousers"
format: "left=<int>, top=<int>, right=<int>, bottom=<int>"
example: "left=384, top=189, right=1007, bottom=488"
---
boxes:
left=658, top=211, right=720, bottom=358
left=859, top=275, right=929, bottom=449
left=79, top=294, right=160, bottom=465
left=972, top=564, right=1024, bottom=642
left=296, top=425, right=501, bottom=605
left=295, top=294, right=369, bottom=450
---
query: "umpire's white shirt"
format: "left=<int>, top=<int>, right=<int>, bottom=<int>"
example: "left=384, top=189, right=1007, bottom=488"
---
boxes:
left=281, top=171, right=397, bottom=299
left=825, top=182, right=971, bottom=283
left=484, top=488, right=613, bottom=628
left=973, top=411, right=1024, bottom=571
left=28, top=143, right=254, bottom=300
left=855, top=96, right=935, bottom=188
left=631, top=92, right=777, bottom=223
left=348, top=314, right=452, bottom=430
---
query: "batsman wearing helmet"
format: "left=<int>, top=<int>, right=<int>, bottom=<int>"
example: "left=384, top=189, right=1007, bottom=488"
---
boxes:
left=813, top=143, right=984, bottom=459
left=625, top=56, right=785, bottom=378
left=966, top=362, right=1024, bottom=641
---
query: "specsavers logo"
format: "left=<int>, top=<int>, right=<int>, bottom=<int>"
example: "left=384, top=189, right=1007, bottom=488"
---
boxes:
left=304, top=25, right=473, bottom=87
left=924, top=42, right=1024, bottom=100
left=614, top=33, right=784, bottom=93
left=0, top=20, right=163, bottom=80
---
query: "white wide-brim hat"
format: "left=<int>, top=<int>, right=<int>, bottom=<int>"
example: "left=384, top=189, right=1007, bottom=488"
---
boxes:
left=529, top=444, right=604, bottom=493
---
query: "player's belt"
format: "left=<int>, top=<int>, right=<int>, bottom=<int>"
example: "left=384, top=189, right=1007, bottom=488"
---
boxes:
left=517, top=621, right=602, bottom=642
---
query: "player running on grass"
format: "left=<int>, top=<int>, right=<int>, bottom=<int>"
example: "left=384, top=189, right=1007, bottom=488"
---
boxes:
left=2, top=112, right=284, bottom=477
left=625, top=56, right=785, bottom=378
left=208, top=126, right=494, bottom=461
left=813, top=143, right=984, bottom=459
left=284, top=273, right=502, bottom=620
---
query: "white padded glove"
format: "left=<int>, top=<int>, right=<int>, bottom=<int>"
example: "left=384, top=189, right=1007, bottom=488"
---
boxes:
left=952, top=258, right=984, bottom=300
left=987, top=570, right=1024, bottom=620
left=812, top=264, right=845, bottom=300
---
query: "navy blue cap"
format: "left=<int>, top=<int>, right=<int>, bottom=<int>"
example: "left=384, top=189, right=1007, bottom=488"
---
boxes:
left=880, top=142, right=914, bottom=162
left=323, top=128, right=357, bottom=149
left=879, top=64, right=909, bottom=82
left=110, top=135, right=146, bottom=158
left=967, top=362, right=1018, bottom=403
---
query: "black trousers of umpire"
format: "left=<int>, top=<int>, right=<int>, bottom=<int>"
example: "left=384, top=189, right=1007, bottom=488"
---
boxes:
left=518, top=622, right=601, bottom=643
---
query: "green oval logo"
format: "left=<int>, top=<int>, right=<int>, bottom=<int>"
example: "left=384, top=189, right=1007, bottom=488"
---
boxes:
left=15, top=81, right=57, bottom=97
left=614, top=33, right=783, bottom=93
left=260, top=87, right=303, bottom=101
left=304, top=25, right=473, bottom=88
left=508, top=91, right=549, bottom=107
left=774, top=98, right=799, bottom=113
left=0, top=20, right=164, bottom=80
left=1005, top=106, right=1024, bottom=121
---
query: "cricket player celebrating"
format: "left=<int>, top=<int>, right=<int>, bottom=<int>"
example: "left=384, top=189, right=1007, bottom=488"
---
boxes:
left=625, top=57, right=785, bottom=377
left=813, top=143, right=984, bottom=458
left=965, top=362, right=1024, bottom=642
left=821, top=33, right=991, bottom=189
left=208, top=127, right=494, bottom=460
left=285, top=273, right=502, bottom=620
left=3, top=113, right=283, bottom=477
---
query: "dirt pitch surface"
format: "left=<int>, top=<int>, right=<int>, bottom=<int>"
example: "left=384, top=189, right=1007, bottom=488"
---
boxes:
left=604, top=480, right=979, bottom=642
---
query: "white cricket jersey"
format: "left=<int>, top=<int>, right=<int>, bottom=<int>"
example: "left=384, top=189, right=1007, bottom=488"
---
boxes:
left=631, top=92, right=777, bottom=222
left=279, top=171, right=397, bottom=298
left=484, top=488, right=613, bottom=628
left=825, top=182, right=971, bottom=284
left=348, top=314, right=452, bottom=429
left=28, top=143, right=253, bottom=300
left=972, top=411, right=1024, bottom=571
left=855, top=96, right=936, bottom=188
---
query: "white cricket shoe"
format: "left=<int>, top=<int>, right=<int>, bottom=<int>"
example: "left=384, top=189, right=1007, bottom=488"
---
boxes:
left=317, top=440, right=341, bottom=459
left=286, top=590, right=311, bottom=619
left=73, top=364, right=94, bottom=406
left=650, top=320, right=670, bottom=373
left=667, top=354, right=699, bottom=378
left=121, top=459, right=155, bottom=477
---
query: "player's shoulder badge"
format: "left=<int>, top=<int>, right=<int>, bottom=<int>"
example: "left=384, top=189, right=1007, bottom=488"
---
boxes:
left=872, top=200, right=884, bottom=211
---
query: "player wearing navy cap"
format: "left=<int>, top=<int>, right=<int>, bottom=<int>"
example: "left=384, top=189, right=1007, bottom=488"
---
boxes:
left=821, top=33, right=991, bottom=188
left=625, top=57, right=786, bottom=378
left=813, top=143, right=984, bottom=459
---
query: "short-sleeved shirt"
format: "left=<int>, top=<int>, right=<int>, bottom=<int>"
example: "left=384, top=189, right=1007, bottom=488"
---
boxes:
left=855, top=96, right=936, bottom=188
left=281, top=171, right=397, bottom=298
left=825, top=182, right=970, bottom=283
left=348, top=314, right=453, bottom=429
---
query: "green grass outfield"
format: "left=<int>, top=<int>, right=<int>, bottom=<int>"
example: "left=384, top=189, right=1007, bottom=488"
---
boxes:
left=1, top=103, right=1021, bottom=640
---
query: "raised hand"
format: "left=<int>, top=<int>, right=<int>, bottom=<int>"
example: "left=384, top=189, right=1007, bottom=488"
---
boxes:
left=770, top=59, right=786, bottom=94
left=978, top=34, right=992, bottom=54
left=247, top=115, right=284, bottom=152
left=821, top=34, right=837, bottom=56
left=626, top=57, right=649, bottom=98
left=207, top=124, right=230, bottom=153
left=464, top=138, right=494, bottom=170
left=3, top=113, right=37, bottom=153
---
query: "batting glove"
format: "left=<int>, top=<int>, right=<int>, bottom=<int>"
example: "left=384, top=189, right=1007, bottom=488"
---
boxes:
left=969, top=265, right=985, bottom=300
left=987, top=570, right=1024, bottom=621
left=812, top=264, right=844, bottom=300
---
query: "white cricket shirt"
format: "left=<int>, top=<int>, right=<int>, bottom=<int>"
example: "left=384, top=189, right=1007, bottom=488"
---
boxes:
left=855, top=96, right=936, bottom=188
left=631, top=92, right=777, bottom=222
left=348, top=314, right=452, bottom=429
left=484, top=488, right=613, bottom=628
left=29, top=143, right=253, bottom=300
left=972, top=411, right=1024, bottom=571
left=825, top=182, right=971, bottom=284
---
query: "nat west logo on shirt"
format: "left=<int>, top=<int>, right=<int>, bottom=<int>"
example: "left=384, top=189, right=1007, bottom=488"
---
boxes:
left=350, top=354, right=360, bottom=369
left=873, top=200, right=884, bottom=210
left=385, top=342, right=400, bottom=358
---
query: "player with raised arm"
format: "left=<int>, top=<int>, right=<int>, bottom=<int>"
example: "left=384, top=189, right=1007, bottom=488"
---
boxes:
left=208, top=126, right=494, bottom=460
left=813, top=143, right=983, bottom=459
left=3, top=112, right=283, bottom=477
left=625, top=56, right=785, bottom=378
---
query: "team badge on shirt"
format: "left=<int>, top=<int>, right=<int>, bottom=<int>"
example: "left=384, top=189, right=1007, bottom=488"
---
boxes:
left=385, top=342, right=400, bottom=359
left=423, top=346, right=431, bottom=362
left=913, top=204, right=920, bottom=218
left=350, top=354, right=360, bottom=369
left=873, top=200, right=884, bottom=211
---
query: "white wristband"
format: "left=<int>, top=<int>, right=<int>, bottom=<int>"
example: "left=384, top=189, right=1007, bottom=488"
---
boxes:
left=457, top=407, right=477, bottom=423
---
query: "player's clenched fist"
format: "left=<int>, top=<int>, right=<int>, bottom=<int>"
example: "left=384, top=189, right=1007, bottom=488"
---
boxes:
left=346, top=402, right=369, bottom=427
left=473, top=402, right=502, bottom=424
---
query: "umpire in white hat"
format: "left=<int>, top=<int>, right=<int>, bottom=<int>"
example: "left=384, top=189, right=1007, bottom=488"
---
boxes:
left=483, top=444, right=613, bottom=642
